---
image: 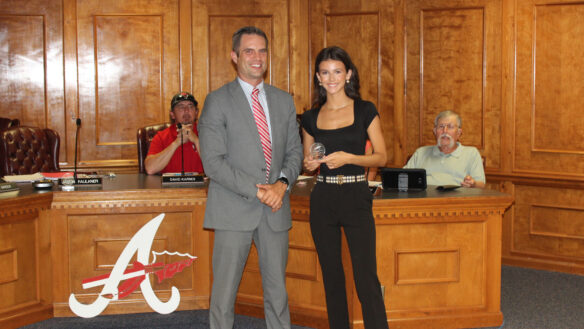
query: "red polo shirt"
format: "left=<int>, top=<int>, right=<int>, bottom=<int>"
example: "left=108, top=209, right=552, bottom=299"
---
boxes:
left=147, top=124, right=204, bottom=174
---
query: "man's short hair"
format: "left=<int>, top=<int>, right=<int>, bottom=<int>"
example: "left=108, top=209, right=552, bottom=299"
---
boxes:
left=232, top=26, right=268, bottom=54
left=434, top=110, right=462, bottom=128
left=171, top=92, right=197, bottom=111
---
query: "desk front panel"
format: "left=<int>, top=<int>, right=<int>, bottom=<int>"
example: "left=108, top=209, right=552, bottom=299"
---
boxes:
left=238, top=184, right=512, bottom=329
left=0, top=194, right=53, bottom=328
left=50, top=187, right=211, bottom=316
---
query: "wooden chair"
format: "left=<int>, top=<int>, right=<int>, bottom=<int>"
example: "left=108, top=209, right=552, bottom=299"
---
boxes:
left=0, top=126, right=60, bottom=176
left=136, top=123, right=172, bottom=173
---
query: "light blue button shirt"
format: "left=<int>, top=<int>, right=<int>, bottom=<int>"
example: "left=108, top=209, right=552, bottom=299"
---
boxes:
left=404, top=142, right=485, bottom=186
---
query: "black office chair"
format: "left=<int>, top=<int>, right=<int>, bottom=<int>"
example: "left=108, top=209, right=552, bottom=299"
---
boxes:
left=136, top=123, right=172, bottom=173
left=0, top=126, right=60, bottom=176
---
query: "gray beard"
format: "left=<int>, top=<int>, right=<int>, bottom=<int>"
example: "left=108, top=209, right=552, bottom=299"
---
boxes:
left=437, top=134, right=455, bottom=149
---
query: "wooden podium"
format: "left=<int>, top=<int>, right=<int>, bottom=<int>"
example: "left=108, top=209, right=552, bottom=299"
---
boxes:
left=0, top=175, right=512, bottom=329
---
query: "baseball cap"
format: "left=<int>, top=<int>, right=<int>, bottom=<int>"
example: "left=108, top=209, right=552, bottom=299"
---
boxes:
left=171, top=92, right=198, bottom=110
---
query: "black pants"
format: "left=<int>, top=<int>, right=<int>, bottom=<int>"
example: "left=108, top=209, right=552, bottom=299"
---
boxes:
left=310, top=182, right=389, bottom=329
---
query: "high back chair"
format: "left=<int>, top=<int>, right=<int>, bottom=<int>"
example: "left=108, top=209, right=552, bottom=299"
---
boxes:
left=136, top=123, right=172, bottom=173
left=0, top=126, right=60, bottom=176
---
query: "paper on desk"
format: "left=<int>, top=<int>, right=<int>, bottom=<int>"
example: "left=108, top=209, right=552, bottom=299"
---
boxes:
left=3, top=172, right=45, bottom=182
left=42, top=172, right=74, bottom=180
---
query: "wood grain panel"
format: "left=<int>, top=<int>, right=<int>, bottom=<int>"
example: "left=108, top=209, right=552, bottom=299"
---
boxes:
left=0, top=194, right=52, bottom=328
left=421, top=8, right=484, bottom=147
left=405, top=0, right=502, bottom=168
left=530, top=204, right=584, bottom=240
left=0, top=220, right=38, bottom=309
left=325, top=13, right=380, bottom=107
left=511, top=185, right=584, bottom=263
left=0, top=0, right=65, bottom=159
left=208, top=16, right=273, bottom=92
left=0, top=249, right=18, bottom=284
left=379, top=221, right=485, bottom=310
left=533, top=3, right=584, bottom=154
left=309, top=0, right=396, bottom=165
left=193, top=0, right=290, bottom=111
left=0, top=15, right=45, bottom=127
left=75, top=0, right=181, bottom=168
left=94, top=15, right=163, bottom=146
left=515, top=0, right=584, bottom=174
left=289, top=220, right=314, bottom=249
left=395, top=249, right=460, bottom=285
left=289, top=0, right=311, bottom=113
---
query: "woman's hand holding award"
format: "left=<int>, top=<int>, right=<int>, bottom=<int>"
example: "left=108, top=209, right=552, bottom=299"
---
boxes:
left=310, top=142, right=326, bottom=160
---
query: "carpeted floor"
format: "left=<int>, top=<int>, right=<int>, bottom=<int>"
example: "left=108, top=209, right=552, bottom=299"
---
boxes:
left=22, top=265, right=584, bottom=328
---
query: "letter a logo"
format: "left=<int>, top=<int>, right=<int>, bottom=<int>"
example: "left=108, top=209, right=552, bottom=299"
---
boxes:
left=69, top=214, right=181, bottom=318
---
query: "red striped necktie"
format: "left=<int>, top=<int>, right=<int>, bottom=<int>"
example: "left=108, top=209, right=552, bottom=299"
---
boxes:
left=251, top=88, right=272, bottom=181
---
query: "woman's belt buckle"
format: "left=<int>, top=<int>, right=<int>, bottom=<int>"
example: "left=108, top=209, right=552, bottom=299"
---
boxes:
left=336, top=175, right=345, bottom=185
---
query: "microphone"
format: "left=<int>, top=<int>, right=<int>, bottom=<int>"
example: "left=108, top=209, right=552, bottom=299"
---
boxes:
left=177, top=123, right=185, bottom=175
left=74, top=118, right=81, bottom=180
left=60, top=117, right=102, bottom=188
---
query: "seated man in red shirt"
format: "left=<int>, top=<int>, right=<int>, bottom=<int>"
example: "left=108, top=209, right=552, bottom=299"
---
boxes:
left=145, top=92, right=204, bottom=174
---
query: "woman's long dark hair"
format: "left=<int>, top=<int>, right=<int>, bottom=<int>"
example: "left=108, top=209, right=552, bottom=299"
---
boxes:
left=312, top=46, right=361, bottom=108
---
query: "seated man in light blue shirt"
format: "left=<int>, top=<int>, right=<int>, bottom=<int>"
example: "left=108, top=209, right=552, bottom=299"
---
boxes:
left=404, top=110, right=485, bottom=188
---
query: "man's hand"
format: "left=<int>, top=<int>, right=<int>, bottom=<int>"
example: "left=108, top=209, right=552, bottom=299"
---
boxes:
left=256, top=181, right=287, bottom=212
left=177, top=124, right=197, bottom=144
left=462, top=175, right=485, bottom=188
left=303, top=154, right=321, bottom=173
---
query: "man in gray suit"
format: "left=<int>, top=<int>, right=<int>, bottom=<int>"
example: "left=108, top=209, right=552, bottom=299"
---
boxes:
left=198, top=26, right=303, bottom=329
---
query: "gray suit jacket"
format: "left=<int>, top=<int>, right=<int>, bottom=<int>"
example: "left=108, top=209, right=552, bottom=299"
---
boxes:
left=198, top=79, right=303, bottom=232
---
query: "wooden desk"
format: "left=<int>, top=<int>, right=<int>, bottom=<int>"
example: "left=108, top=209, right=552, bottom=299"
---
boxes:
left=0, top=175, right=211, bottom=328
left=0, top=175, right=512, bottom=329
left=49, top=175, right=211, bottom=317
left=238, top=181, right=513, bottom=329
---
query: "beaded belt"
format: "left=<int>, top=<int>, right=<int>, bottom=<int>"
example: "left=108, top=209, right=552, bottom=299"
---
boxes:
left=316, top=174, right=366, bottom=185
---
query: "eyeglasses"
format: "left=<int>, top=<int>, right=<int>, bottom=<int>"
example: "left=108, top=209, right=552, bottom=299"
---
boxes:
left=435, top=124, right=459, bottom=131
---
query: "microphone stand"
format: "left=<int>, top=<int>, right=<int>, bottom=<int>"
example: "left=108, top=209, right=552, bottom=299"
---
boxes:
left=74, top=118, right=81, bottom=181
left=177, top=123, right=184, bottom=176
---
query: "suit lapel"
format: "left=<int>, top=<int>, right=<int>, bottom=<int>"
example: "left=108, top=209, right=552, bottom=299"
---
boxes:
left=264, top=85, right=280, bottom=164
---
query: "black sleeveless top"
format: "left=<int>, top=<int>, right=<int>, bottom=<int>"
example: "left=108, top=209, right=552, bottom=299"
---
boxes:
left=301, top=99, right=379, bottom=176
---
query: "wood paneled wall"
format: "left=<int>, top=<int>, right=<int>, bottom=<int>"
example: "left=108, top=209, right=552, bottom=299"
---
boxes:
left=1, top=0, right=583, bottom=273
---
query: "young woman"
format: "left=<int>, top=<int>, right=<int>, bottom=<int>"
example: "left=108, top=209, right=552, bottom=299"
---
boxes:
left=301, top=46, right=389, bottom=328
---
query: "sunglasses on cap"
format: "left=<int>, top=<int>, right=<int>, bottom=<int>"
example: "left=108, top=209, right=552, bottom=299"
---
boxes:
left=171, top=92, right=198, bottom=109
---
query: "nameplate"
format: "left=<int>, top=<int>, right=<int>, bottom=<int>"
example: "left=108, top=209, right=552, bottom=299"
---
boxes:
left=0, top=182, right=18, bottom=191
left=59, top=177, right=103, bottom=186
left=75, top=177, right=103, bottom=185
left=162, top=175, right=204, bottom=184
